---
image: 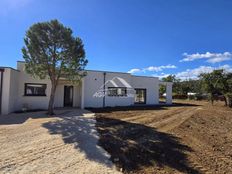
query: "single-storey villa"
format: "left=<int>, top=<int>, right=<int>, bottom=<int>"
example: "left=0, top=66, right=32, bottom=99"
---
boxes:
left=0, top=61, right=172, bottom=115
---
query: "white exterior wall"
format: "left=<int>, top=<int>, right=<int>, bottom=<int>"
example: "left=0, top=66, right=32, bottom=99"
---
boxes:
left=1, top=68, right=19, bottom=114
left=105, top=72, right=134, bottom=107
left=166, top=83, right=173, bottom=104
left=82, top=71, right=104, bottom=107
left=1, top=68, right=11, bottom=114
left=8, top=69, right=19, bottom=112
left=16, top=63, right=82, bottom=110
left=16, top=63, right=52, bottom=111
left=1, top=62, right=82, bottom=114
left=82, top=71, right=160, bottom=108
left=0, top=61, right=172, bottom=114
left=132, top=76, right=159, bottom=105
left=54, top=82, right=81, bottom=108
left=83, top=71, right=135, bottom=108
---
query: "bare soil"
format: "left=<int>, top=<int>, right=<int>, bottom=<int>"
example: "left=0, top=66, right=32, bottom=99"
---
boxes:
left=0, top=109, right=120, bottom=174
left=92, top=100, right=232, bottom=174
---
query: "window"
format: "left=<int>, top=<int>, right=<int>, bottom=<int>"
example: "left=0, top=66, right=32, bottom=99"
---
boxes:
left=108, top=87, right=127, bottom=97
left=24, top=83, right=47, bottom=96
left=135, top=88, right=146, bottom=104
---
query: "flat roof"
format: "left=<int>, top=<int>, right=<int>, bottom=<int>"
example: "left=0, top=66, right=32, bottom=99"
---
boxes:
left=15, top=61, right=159, bottom=79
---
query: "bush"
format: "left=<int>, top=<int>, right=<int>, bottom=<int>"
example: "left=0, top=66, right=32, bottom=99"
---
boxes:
left=188, top=95, right=195, bottom=100
left=226, top=93, right=232, bottom=107
left=173, top=94, right=188, bottom=99
left=195, top=93, right=208, bottom=100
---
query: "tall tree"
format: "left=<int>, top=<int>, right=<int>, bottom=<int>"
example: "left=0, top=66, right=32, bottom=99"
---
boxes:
left=22, top=20, right=88, bottom=115
left=224, top=72, right=232, bottom=107
left=199, top=69, right=226, bottom=105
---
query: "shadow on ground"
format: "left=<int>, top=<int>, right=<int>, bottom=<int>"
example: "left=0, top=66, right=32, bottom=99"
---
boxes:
left=96, top=116, right=200, bottom=173
left=0, top=108, right=79, bottom=125
left=42, top=111, right=114, bottom=168
left=0, top=111, right=48, bottom=125
left=41, top=110, right=199, bottom=173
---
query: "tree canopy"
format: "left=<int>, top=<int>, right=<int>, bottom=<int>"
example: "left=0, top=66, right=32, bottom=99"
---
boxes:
left=161, top=71, right=232, bottom=107
left=199, top=69, right=232, bottom=106
left=22, top=19, right=88, bottom=114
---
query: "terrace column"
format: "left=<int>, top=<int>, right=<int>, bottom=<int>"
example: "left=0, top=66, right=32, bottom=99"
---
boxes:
left=166, top=83, right=172, bottom=104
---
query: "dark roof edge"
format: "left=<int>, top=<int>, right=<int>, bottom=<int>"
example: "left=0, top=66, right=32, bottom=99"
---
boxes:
left=132, top=75, right=159, bottom=79
left=86, top=69, right=130, bottom=75
left=0, top=67, right=20, bottom=72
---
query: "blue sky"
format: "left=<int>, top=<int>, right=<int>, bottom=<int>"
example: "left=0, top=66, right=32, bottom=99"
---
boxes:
left=1, top=0, right=232, bottom=79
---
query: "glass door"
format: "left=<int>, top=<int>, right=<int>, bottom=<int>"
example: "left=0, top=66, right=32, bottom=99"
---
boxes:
left=64, top=86, right=73, bottom=107
left=134, top=89, right=146, bottom=104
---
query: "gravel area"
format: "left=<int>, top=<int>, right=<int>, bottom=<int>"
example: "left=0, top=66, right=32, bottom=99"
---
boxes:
left=0, top=109, right=121, bottom=174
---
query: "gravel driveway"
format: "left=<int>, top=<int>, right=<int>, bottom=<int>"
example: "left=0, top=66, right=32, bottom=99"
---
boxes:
left=0, top=109, right=121, bottom=174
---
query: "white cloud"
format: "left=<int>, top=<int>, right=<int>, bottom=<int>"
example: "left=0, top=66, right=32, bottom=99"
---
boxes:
left=152, top=73, right=170, bottom=79
left=207, top=56, right=232, bottom=63
left=219, top=64, right=232, bottom=72
left=144, top=64, right=177, bottom=72
left=127, top=68, right=141, bottom=74
left=175, top=64, right=232, bottom=80
left=176, top=66, right=214, bottom=80
left=180, top=52, right=232, bottom=64
left=128, top=64, right=177, bottom=74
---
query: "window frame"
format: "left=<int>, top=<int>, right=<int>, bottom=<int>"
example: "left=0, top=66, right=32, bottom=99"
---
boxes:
left=134, top=88, right=147, bottom=104
left=24, top=83, right=47, bottom=96
left=107, top=87, right=127, bottom=97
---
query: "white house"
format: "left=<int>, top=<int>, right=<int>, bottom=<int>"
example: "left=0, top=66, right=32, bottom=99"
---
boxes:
left=0, top=61, right=172, bottom=115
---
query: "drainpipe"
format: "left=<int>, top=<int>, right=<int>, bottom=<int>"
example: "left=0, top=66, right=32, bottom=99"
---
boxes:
left=0, top=69, right=4, bottom=115
left=103, top=72, right=106, bottom=107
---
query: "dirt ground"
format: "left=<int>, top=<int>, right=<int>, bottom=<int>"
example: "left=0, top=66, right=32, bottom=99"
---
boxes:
left=92, top=100, right=232, bottom=174
left=0, top=101, right=232, bottom=174
left=0, top=109, right=120, bottom=174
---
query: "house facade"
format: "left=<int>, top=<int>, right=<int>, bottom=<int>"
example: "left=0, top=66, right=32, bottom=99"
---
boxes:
left=0, top=61, right=172, bottom=115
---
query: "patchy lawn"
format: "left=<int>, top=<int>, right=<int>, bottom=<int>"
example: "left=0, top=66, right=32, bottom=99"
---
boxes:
left=91, top=101, right=232, bottom=174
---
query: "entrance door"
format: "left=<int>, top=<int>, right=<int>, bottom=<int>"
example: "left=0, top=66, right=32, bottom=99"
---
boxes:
left=134, top=88, right=146, bottom=104
left=64, top=86, right=73, bottom=107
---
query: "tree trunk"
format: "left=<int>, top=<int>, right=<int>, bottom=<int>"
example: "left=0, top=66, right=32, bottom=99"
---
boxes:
left=48, top=82, right=57, bottom=115
left=210, top=93, right=214, bottom=105
left=223, top=95, right=228, bottom=106
left=229, top=96, right=232, bottom=108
